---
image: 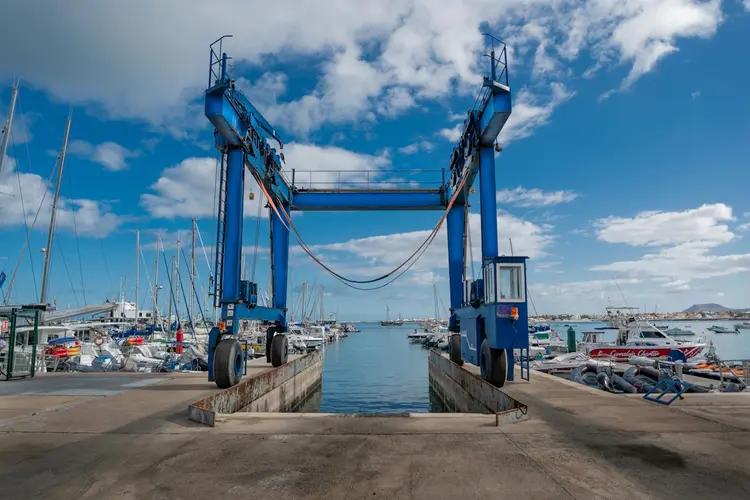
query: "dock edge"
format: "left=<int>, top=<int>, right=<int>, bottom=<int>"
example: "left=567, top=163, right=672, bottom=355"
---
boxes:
left=428, top=350, right=528, bottom=425
left=188, top=350, right=323, bottom=426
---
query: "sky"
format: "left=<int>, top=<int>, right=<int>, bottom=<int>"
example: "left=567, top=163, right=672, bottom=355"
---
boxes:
left=1, top=0, right=749, bottom=320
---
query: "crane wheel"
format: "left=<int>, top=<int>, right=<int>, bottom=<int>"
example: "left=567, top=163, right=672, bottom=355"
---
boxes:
left=449, top=334, right=463, bottom=366
left=265, top=327, right=275, bottom=363
left=480, top=339, right=507, bottom=388
left=214, top=339, right=243, bottom=389
left=270, top=334, right=288, bottom=367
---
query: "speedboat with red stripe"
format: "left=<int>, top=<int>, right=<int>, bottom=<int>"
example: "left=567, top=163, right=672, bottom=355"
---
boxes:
left=583, top=307, right=705, bottom=361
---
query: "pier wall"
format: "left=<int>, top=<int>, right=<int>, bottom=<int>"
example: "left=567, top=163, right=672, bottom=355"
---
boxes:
left=188, top=350, right=322, bottom=426
left=428, top=350, right=527, bottom=424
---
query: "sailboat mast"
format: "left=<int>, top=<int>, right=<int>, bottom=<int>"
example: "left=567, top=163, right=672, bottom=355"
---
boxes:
left=167, top=255, right=175, bottom=332
left=320, top=286, right=324, bottom=323
left=190, top=218, right=196, bottom=324
left=0, top=83, right=19, bottom=177
left=175, top=239, right=181, bottom=319
left=40, top=114, right=72, bottom=305
left=153, top=234, right=160, bottom=325
left=135, top=229, right=140, bottom=325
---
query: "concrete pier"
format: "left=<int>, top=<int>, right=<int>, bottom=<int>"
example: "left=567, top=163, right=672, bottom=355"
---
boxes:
left=189, top=351, right=322, bottom=425
left=428, top=350, right=527, bottom=424
left=2, top=360, right=750, bottom=498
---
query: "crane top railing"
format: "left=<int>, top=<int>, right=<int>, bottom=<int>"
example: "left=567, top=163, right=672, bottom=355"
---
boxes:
left=208, top=35, right=233, bottom=88
left=288, top=168, right=446, bottom=192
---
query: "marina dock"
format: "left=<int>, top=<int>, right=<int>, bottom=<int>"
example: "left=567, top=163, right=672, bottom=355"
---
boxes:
left=2, top=354, right=750, bottom=499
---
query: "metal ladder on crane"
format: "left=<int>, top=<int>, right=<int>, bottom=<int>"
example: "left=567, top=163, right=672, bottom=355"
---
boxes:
left=212, top=152, right=229, bottom=308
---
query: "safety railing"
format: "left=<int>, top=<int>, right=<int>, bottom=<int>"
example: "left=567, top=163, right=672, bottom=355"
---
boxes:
left=288, top=168, right=446, bottom=192
left=208, top=35, right=233, bottom=88
left=473, top=33, right=510, bottom=112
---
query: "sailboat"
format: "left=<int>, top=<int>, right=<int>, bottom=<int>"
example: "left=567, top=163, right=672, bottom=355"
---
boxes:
left=381, top=305, right=396, bottom=326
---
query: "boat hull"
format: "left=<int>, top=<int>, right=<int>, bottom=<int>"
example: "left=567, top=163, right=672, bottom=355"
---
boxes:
left=588, top=345, right=704, bottom=361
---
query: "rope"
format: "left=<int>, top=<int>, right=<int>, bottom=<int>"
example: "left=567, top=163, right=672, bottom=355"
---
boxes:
left=3, top=157, right=58, bottom=304
left=255, top=165, right=471, bottom=290
left=66, top=172, right=87, bottom=305
left=10, top=125, right=38, bottom=299
left=466, top=202, right=476, bottom=281
left=180, top=246, right=208, bottom=331
left=250, top=186, right=263, bottom=282
left=100, top=241, right=114, bottom=296
left=55, top=241, right=79, bottom=307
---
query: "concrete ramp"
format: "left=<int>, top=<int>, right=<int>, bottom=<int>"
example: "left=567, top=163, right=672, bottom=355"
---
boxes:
left=428, top=351, right=527, bottom=425
left=188, top=350, right=322, bottom=426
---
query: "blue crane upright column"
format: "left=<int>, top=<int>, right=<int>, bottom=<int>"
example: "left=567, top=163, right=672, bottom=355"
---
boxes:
left=208, top=146, right=246, bottom=387
left=446, top=205, right=466, bottom=331
left=266, top=202, right=291, bottom=366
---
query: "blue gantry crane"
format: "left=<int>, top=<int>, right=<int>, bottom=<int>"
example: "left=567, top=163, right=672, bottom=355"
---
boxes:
left=203, top=34, right=530, bottom=389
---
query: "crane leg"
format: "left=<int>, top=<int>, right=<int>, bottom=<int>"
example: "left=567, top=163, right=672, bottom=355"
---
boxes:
left=208, top=147, right=245, bottom=385
left=478, top=146, right=498, bottom=261
left=446, top=204, right=465, bottom=364
left=269, top=203, right=290, bottom=367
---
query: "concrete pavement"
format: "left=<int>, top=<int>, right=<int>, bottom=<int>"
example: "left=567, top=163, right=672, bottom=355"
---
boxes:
left=1, top=370, right=749, bottom=499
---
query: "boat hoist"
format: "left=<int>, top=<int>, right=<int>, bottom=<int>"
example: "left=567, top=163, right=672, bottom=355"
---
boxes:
left=203, top=34, right=531, bottom=389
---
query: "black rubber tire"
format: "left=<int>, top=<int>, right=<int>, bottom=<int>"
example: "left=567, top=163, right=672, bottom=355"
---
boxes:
left=270, top=333, right=288, bottom=367
left=480, top=339, right=508, bottom=388
left=265, top=327, right=275, bottom=363
left=214, top=338, right=242, bottom=389
left=449, top=334, right=463, bottom=366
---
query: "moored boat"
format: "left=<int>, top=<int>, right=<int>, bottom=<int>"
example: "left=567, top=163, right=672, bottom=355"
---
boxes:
left=582, top=307, right=705, bottom=361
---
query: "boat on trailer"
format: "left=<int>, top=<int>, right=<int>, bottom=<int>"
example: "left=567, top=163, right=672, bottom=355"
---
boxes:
left=583, top=307, right=705, bottom=361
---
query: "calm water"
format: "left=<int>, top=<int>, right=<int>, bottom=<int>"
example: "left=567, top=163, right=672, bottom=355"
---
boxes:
left=295, top=322, right=439, bottom=413
left=294, top=319, right=750, bottom=413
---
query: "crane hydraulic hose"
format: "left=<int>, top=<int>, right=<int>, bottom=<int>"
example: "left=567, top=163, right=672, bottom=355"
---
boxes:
left=255, top=165, right=471, bottom=290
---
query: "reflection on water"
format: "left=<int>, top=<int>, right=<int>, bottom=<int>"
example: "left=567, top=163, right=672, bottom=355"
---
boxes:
left=293, top=323, right=436, bottom=413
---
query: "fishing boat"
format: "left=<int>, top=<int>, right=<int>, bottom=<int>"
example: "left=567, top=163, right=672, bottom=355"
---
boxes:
left=707, top=325, right=738, bottom=334
left=582, top=307, right=705, bottom=361
left=663, top=327, right=696, bottom=337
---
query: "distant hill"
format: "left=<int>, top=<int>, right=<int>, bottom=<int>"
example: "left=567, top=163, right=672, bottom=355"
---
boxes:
left=683, top=303, right=732, bottom=313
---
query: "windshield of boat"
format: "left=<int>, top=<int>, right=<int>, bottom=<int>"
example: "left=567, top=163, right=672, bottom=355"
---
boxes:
left=639, top=330, right=667, bottom=339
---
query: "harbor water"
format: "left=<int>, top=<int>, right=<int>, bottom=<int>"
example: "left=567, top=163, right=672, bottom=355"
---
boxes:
left=295, top=323, right=442, bottom=413
left=294, top=319, right=749, bottom=413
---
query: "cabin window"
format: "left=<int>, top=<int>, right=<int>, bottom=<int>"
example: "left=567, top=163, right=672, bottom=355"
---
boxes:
left=484, top=264, right=495, bottom=304
left=640, top=330, right=665, bottom=339
left=496, top=264, right=525, bottom=302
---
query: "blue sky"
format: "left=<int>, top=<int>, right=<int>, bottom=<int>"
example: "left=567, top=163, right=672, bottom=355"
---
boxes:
left=1, top=0, right=749, bottom=319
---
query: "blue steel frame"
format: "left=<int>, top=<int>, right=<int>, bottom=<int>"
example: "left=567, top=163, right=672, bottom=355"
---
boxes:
left=204, top=34, right=527, bottom=385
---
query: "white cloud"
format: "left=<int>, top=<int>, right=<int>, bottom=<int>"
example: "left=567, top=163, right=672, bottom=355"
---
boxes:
left=691, top=90, right=700, bottom=100
left=498, top=83, right=574, bottom=145
left=591, top=204, right=750, bottom=287
left=0, top=156, right=121, bottom=237
left=595, top=203, right=734, bottom=247
left=398, top=141, right=434, bottom=155
left=497, top=186, right=578, bottom=207
left=0, top=0, right=725, bottom=137
left=737, top=223, right=750, bottom=232
left=591, top=242, right=750, bottom=284
left=745, top=0, right=750, bottom=12
left=68, top=140, right=140, bottom=171
left=309, top=211, right=554, bottom=283
left=141, top=144, right=392, bottom=218
left=530, top=278, right=641, bottom=298
left=438, top=124, right=462, bottom=142
left=602, top=0, right=722, bottom=98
